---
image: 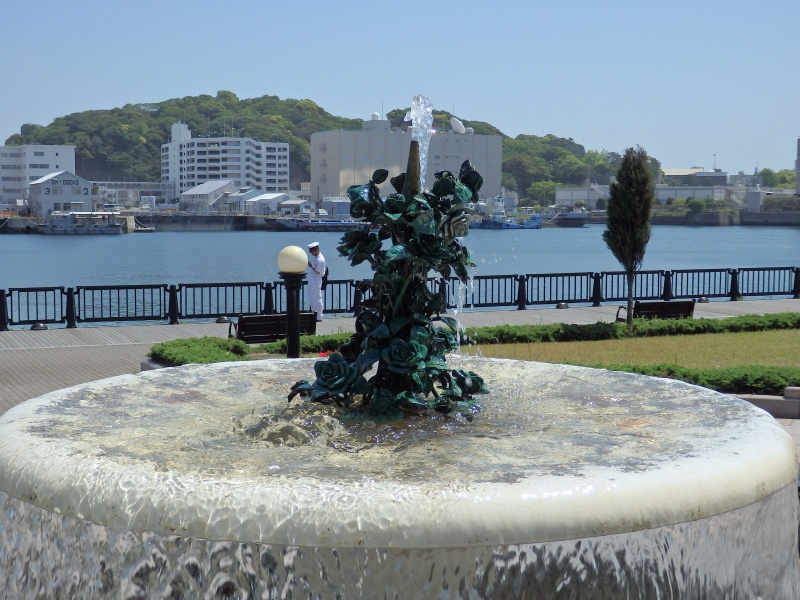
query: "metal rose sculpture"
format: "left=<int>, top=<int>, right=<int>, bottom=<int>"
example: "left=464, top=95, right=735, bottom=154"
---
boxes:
left=290, top=141, right=488, bottom=418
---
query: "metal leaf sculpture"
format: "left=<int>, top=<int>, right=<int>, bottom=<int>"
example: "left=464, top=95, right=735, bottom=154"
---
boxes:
left=290, top=142, right=489, bottom=418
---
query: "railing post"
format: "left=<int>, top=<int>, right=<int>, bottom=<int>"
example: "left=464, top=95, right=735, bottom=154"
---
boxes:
left=662, top=271, right=673, bottom=301
left=352, top=280, right=363, bottom=316
left=516, top=275, right=527, bottom=310
left=793, top=267, right=800, bottom=300
left=65, top=287, right=77, bottom=328
left=262, top=282, right=274, bottom=315
left=591, top=273, right=603, bottom=307
left=729, top=269, right=740, bottom=301
left=168, top=285, right=179, bottom=324
left=439, top=278, right=448, bottom=311
left=0, top=290, right=8, bottom=331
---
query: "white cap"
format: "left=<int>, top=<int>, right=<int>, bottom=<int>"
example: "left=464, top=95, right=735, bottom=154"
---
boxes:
left=307, top=242, right=319, bottom=249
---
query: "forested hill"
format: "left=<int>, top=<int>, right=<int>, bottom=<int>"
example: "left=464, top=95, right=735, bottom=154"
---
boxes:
left=3, top=90, right=659, bottom=200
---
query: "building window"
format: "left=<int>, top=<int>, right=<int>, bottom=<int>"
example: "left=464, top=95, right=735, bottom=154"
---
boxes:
left=34, top=151, right=44, bottom=157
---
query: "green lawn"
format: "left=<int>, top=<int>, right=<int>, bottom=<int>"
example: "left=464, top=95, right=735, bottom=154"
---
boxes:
left=463, top=329, right=800, bottom=368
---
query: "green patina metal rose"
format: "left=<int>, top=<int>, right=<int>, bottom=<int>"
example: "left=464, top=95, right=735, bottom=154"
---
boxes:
left=439, top=208, right=471, bottom=243
left=313, top=352, right=359, bottom=396
left=381, top=338, right=427, bottom=373
left=290, top=157, right=489, bottom=418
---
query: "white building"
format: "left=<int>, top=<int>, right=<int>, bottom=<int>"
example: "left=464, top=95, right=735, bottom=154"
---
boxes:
left=0, top=144, right=76, bottom=208
left=224, top=187, right=292, bottom=214
left=179, top=180, right=240, bottom=213
left=28, top=171, right=96, bottom=216
left=246, top=192, right=290, bottom=215
left=555, top=184, right=726, bottom=210
left=310, top=114, right=502, bottom=201
left=161, top=123, right=290, bottom=199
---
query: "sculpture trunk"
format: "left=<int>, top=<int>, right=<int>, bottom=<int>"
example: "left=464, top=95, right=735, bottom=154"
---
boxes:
left=402, top=140, right=421, bottom=201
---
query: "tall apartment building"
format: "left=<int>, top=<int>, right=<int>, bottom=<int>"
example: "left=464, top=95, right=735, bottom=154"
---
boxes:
left=161, top=123, right=290, bottom=198
left=310, top=115, right=502, bottom=201
left=0, top=144, right=76, bottom=206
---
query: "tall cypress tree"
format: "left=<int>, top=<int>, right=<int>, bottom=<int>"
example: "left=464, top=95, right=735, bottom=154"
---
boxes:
left=603, top=146, right=655, bottom=327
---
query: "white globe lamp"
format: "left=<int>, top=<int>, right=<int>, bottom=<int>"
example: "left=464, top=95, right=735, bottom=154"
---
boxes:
left=277, top=246, right=308, bottom=274
left=277, top=246, right=308, bottom=358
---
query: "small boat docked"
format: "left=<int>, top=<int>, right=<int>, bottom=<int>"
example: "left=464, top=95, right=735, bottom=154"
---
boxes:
left=470, top=215, right=543, bottom=230
left=470, top=215, right=523, bottom=229
left=543, top=207, right=591, bottom=228
left=38, top=211, right=125, bottom=235
left=470, top=205, right=542, bottom=230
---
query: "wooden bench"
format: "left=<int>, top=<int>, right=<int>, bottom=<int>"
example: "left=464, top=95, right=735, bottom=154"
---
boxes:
left=228, top=312, right=317, bottom=344
left=616, top=299, right=696, bottom=321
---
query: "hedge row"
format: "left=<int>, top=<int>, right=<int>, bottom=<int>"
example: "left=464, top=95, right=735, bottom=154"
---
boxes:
left=461, top=312, right=800, bottom=345
left=598, top=363, right=800, bottom=396
left=147, top=313, right=800, bottom=395
left=151, top=313, right=800, bottom=364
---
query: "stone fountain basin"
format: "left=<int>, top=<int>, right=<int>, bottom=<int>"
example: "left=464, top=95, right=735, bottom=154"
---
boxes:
left=0, top=357, right=795, bottom=549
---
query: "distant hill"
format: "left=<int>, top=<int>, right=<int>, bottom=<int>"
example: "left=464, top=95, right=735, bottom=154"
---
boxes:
left=3, top=90, right=660, bottom=203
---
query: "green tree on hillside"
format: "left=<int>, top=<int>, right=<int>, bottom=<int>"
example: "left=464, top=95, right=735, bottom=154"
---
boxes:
left=2, top=91, right=676, bottom=194
left=776, top=169, right=797, bottom=188
left=603, top=146, right=655, bottom=328
left=759, top=168, right=778, bottom=188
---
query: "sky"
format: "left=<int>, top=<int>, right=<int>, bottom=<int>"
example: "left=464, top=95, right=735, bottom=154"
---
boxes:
left=2, top=0, right=798, bottom=174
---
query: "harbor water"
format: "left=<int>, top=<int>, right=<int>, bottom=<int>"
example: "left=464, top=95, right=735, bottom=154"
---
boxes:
left=0, top=225, right=797, bottom=289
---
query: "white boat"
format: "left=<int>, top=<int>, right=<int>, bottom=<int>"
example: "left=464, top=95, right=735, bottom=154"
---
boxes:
left=543, top=207, right=591, bottom=228
left=39, top=211, right=125, bottom=235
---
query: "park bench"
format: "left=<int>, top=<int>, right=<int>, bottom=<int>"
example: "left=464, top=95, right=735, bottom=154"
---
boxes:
left=228, top=312, right=317, bottom=344
left=616, top=299, right=696, bottom=322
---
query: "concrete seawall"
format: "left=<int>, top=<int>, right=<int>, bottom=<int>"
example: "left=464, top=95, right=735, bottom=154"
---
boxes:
left=2, top=211, right=799, bottom=233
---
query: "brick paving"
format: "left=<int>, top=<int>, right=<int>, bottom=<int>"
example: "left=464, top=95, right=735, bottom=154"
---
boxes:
left=1, top=298, right=798, bottom=463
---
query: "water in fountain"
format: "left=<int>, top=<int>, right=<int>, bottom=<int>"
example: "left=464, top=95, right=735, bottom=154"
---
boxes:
left=405, top=94, right=434, bottom=189
left=1, top=358, right=797, bottom=597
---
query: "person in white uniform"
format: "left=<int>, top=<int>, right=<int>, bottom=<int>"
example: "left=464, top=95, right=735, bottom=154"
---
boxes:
left=306, top=241, right=326, bottom=321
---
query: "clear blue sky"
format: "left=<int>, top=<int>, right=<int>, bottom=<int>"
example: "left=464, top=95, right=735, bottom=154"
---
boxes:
left=2, top=0, right=798, bottom=174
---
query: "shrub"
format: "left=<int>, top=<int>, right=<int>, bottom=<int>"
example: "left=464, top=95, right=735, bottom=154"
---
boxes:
left=148, top=336, right=250, bottom=366
left=150, top=313, right=800, bottom=366
left=599, top=364, right=800, bottom=396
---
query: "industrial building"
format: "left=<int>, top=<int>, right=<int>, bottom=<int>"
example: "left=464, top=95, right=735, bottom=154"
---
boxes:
left=310, top=114, right=502, bottom=202
left=0, top=144, right=76, bottom=209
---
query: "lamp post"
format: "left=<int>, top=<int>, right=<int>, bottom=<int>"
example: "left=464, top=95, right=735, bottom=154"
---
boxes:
left=278, top=246, right=307, bottom=358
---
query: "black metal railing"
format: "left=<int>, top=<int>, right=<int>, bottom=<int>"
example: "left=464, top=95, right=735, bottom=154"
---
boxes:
left=76, top=285, right=168, bottom=323
left=600, top=270, right=665, bottom=303
left=5, top=287, right=69, bottom=327
left=178, top=282, right=266, bottom=320
left=2, top=266, right=798, bottom=330
left=669, top=269, right=732, bottom=300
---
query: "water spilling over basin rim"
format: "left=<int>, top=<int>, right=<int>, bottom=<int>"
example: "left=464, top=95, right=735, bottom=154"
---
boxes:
left=0, top=357, right=795, bottom=549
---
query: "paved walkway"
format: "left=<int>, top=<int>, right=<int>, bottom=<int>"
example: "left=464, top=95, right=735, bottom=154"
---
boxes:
left=1, top=298, right=798, bottom=461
